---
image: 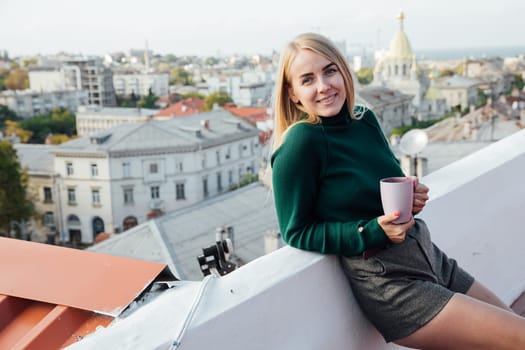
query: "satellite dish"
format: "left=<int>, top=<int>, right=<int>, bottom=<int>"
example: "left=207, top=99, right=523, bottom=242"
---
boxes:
left=400, top=129, right=428, bottom=155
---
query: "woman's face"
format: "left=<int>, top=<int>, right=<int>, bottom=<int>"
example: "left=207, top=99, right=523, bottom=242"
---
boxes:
left=287, top=48, right=346, bottom=117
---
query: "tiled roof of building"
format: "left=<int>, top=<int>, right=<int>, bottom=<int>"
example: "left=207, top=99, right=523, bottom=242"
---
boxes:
left=432, top=75, right=479, bottom=88
left=154, top=98, right=204, bottom=118
left=357, top=86, right=414, bottom=108
left=223, top=103, right=271, bottom=124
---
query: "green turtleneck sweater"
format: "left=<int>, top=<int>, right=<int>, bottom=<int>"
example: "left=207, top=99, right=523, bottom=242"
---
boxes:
left=271, top=106, right=406, bottom=256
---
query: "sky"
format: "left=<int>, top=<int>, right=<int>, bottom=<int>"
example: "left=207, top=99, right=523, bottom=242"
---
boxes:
left=1, top=0, right=525, bottom=58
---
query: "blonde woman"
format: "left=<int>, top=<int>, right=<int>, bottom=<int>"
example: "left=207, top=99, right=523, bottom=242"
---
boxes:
left=270, top=32, right=525, bottom=349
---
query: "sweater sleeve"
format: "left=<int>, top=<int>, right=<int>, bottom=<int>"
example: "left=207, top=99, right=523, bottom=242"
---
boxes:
left=271, top=123, right=390, bottom=256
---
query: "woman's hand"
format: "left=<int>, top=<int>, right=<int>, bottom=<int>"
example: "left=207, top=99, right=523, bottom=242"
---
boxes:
left=411, top=176, right=429, bottom=215
left=377, top=212, right=415, bottom=244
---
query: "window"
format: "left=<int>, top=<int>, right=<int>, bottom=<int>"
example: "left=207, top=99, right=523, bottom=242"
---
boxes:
left=92, top=189, right=100, bottom=205
left=228, top=170, right=233, bottom=185
left=66, top=162, right=74, bottom=175
left=43, top=187, right=52, bottom=203
left=175, top=160, right=183, bottom=172
left=201, top=154, right=207, bottom=169
left=150, top=163, right=158, bottom=174
left=150, top=186, right=160, bottom=199
left=176, top=183, right=185, bottom=200
left=202, top=177, right=209, bottom=198
left=226, top=147, right=231, bottom=159
left=217, top=172, right=223, bottom=192
left=67, top=188, right=76, bottom=204
left=43, top=211, right=54, bottom=227
left=122, top=162, right=131, bottom=177
left=216, top=150, right=221, bottom=164
left=91, top=163, right=98, bottom=177
left=124, top=188, right=134, bottom=204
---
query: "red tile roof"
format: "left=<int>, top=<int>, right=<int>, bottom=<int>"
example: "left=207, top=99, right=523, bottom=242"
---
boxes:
left=154, top=97, right=204, bottom=118
left=0, top=237, right=169, bottom=349
left=223, top=103, right=271, bottom=124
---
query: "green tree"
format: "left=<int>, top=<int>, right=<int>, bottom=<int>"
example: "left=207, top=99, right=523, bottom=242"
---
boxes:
left=0, top=141, right=33, bottom=237
left=170, top=67, right=193, bottom=85
left=5, top=68, right=29, bottom=90
left=137, top=89, right=159, bottom=109
left=5, top=120, right=33, bottom=143
left=203, top=91, right=233, bottom=111
left=512, top=74, right=524, bottom=91
left=0, top=69, right=9, bottom=91
left=205, top=57, right=219, bottom=66
left=0, top=104, right=19, bottom=127
left=356, top=67, right=374, bottom=85
left=182, top=92, right=205, bottom=100
left=19, top=108, right=76, bottom=143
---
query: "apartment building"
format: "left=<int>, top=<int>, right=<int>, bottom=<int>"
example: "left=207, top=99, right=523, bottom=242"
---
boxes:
left=76, top=105, right=158, bottom=136
left=113, top=72, right=169, bottom=97
left=53, top=109, right=262, bottom=244
left=29, top=57, right=117, bottom=106
left=0, top=89, right=88, bottom=118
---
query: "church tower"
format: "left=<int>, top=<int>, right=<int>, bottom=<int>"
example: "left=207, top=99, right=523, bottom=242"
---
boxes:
left=373, top=11, right=430, bottom=117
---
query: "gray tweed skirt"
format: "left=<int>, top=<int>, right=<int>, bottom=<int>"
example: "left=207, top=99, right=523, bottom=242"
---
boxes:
left=340, top=218, right=474, bottom=342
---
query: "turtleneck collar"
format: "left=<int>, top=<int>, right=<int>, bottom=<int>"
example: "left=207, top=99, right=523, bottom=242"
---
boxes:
left=319, top=102, right=351, bottom=126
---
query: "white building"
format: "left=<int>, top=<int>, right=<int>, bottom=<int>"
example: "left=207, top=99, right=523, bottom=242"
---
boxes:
left=53, top=109, right=262, bottom=244
left=197, top=69, right=274, bottom=107
left=0, top=89, right=88, bottom=118
left=76, top=105, right=158, bottom=136
left=431, top=75, right=479, bottom=111
left=29, top=57, right=117, bottom=106
left=13, top=144, right=61, bottom=243
left=112, top=73, right=169, bottom=97
left=356, top=86, right=414, bottom=136
left=372, top=12, right=448, bottom=120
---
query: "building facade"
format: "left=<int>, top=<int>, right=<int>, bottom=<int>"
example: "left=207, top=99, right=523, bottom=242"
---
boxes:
left=76, top=105, right=158, bottom=136
left=53, top=109, right=262, bottom=244
left=0, top=89, right=88, bottom=118
left=372, top=12, right=447, bottom=120
left=112, top=73, right=169, bottom=97
left=30, top=57, right=117, bottom=106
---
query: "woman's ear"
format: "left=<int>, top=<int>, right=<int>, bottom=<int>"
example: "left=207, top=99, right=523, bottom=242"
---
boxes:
left=288, top=87, right=299, bottom=104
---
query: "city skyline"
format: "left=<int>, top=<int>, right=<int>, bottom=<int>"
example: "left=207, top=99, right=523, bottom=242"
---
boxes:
left=1, top=0, right=525, bottom=58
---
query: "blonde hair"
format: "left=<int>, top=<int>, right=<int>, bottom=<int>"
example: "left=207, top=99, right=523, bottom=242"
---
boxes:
left=271, top=32, right=359, bottom=151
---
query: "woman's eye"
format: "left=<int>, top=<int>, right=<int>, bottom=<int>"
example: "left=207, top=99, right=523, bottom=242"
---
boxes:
left=301, top=77, right=313, bottom=85
left=326, top=68, right=337, bottom=75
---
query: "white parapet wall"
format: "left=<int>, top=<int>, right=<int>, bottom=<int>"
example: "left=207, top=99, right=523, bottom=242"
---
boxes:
left=68, top=129, right=525, bottom=350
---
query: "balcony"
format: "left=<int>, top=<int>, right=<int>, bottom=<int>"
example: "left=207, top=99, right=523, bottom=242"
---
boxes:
left=68, top=129, right=525, bottom=349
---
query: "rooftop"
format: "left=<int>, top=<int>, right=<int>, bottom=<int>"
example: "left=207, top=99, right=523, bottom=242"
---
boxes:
left=90, top=183, right=279, bottom=280
left=0, top=238, right=171, bottom=349
left=3, top=130, right=525, bottom=350
left=54, top=109, right=259, bottom=156
left=66, top=128, right=525, bottom=350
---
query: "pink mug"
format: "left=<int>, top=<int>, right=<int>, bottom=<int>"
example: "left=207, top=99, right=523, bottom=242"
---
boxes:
left=380, top=177, right=414, bottom=224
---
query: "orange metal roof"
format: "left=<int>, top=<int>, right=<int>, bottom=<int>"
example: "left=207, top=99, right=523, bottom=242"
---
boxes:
left=0, top=237, right=166, bottom=316
left=0, top=237, right=169, bottom=349
left=0, top=294, right=113, bottom=350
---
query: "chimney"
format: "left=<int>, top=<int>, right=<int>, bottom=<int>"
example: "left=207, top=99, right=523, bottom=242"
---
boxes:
left=264, top=230, right=282, bottom=254
left=200, top=119, right=210, bottom=130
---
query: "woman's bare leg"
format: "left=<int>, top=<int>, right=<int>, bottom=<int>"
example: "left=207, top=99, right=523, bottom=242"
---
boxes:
left=393, top=293, right=525, bottom=350
left=466, top=279, right=514, bottom=312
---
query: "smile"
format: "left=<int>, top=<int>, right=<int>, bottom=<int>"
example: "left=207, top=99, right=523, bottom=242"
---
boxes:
left=317, top=94, right=337, bottom=104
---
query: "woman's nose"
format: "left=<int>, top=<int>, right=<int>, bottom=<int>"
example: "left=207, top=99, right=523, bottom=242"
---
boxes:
left=317, top=77, right=330, bottom=92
